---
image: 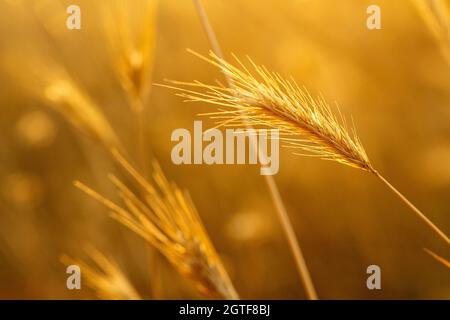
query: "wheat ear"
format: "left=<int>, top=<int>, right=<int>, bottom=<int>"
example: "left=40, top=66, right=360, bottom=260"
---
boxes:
left=191, top=0, right=318, bottom=300
left=74, top=149, right=239, bottom=300
left=163, top=50, right=450, bottom=247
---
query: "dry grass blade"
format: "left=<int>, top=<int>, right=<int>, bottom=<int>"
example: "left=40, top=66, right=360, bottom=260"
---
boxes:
left=162, top=51, right=449, bottom=246
left=424, top=248, right=450, bottom=268
left=61, top=247, right=141, bottom=300
left=102, top=0, right=158, bottom=113
left=74, top=150, right=239, bottom=300
left=413, top=0, right=450, bottom=64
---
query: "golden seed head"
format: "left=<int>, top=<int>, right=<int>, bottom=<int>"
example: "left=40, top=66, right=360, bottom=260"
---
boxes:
left=74, top=150, right=238, bottom=299
left=165, top=51, right=374, bottom=173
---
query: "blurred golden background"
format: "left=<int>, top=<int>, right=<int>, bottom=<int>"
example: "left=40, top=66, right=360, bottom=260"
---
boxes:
left=0, top=0, right=449, bottom=299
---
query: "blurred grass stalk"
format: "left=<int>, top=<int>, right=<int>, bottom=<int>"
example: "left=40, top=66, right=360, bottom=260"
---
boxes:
left=102, top=0, right=158, bottom=174
left=424, top=248, right=450, bottom=268
left=413, top=0, right=450, bottom=65
left=43, top=77, right=121, bottom=150
left=192, top=0, right=318, bottom=300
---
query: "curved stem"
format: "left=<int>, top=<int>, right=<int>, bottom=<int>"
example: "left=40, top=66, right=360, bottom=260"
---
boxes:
left=376, top=172, right=449, bottom=246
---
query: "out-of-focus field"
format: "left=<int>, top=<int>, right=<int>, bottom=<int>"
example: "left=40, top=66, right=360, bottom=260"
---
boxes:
left=0, top=0, right=449, bottom=299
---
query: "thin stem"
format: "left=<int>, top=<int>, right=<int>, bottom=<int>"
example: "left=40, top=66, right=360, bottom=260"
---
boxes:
left=192, top=0, right=318, bottom=300
left=424, top=248, right=450, bottom=267
left=264, top=175, right=318, bottom=300
left=218, top=263, right=240, bottom=300
left=135, top=108, right=148, bottom=176
left=375, top=172, right=450, bottom=246
left=192, top=0, right=226, bottom=72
